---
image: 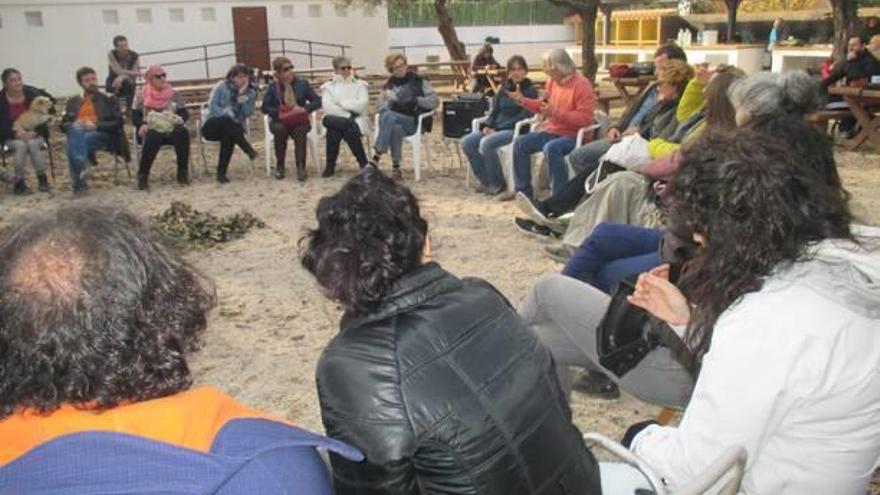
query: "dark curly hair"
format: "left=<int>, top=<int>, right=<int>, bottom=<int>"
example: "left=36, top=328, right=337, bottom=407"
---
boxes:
left=669, top=128, right=852, bottom=358
left=0, top=206, right=215, bottom=419
left=301, top=167, right=428, bottom=315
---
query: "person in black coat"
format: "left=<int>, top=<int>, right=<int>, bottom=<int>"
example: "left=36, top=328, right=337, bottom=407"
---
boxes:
left=261, top=57, right=321, bottom=181
left=301, top=167, right=601, bottom=495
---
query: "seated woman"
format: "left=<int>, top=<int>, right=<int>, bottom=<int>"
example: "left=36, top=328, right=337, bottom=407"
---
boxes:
left=301, top=168, right=600, bottom=494
left=620, top=130, right=879, bottom=494
left=504, top=48, right=595, bottom=200
left=201, top=64, right=257, bottom=184
left=460, top=54, right=536, bottom=196
left=0, top=68, right=55, bottom=193
left=0, top=205, right=360, bottom=493
left=469, top=42, right=501, bottom=94
left=370, top=53, right=438, bottom=181
left=262, top=57, right=321, bottom=181
left=132, top=65, right=190, bottom=189
left=320, top=55, right=369, bottom=177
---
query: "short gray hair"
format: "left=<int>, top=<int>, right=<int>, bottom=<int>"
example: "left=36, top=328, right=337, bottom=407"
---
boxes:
left=728, top=71, right=822, bottom=118
left=332, top=56, right=352, bottom=70
left=543, top=48, right=577, bottom=76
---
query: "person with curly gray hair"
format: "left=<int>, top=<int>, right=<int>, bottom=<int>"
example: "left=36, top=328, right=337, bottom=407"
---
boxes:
left=727, top=70, right=823, bottom=125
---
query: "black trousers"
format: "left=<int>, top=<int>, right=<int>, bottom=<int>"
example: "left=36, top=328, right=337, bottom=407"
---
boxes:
left=324, top=120, right=368, bottom=171
left=201, top=116, right=254, bottom=178
left=539, top=168, right=592, bottom=217
left=138, top=126, right=189, bottom=181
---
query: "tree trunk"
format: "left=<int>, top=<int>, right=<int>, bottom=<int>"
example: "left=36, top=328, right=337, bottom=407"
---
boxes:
left=579, top=5, right=599, bottom=82
left=724, top=0, right=739, bottom=43
left=434, top=0, right=467, bottom=61
left=831, top=0, right=858, bottom=62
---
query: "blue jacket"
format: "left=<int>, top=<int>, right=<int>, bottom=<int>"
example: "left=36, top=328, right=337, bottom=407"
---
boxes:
left=261, top=77, right=321, bottom=121
left=0, top=417, right=362, bottom=494
left=206, top=80, right=256, bottom=124
left=485, top=78, right=538, bottom=131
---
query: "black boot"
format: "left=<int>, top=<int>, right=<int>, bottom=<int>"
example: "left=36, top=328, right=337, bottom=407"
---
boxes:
left=13, top=178, right=31, bottom=195
left=296, top=162, right=307, bottom=182
left=274, top=164, right=285, bottom=180
left=37, top=173, right=50, bottom=192
left=217, top=164, right=230, bottom=184
left=137, top=172, right=149, bottom=190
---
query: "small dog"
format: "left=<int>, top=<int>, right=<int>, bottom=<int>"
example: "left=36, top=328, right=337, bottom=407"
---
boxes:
left=13, top=96, right=53, bottom=134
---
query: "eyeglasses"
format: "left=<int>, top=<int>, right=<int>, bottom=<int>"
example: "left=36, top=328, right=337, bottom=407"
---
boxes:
left=282, top=65, right=294, bottom=72
left=339, top=66, right=352, bottom=70
left=154, top=74, right=166, bottom=79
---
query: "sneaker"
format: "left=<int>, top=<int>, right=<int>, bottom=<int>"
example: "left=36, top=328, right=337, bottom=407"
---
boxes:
left=543, top=243, right=571, bottom=263
left=572, top=371, right=620, bottom=399
left=37, top=174, right=50, bottom=192
left=513, top=217, right=554, bottom=240
left=496, top=191, right=517, bottom=202
left=515, top=192, right=550, bottom=225
left=391, top=168, right=403, bottom=181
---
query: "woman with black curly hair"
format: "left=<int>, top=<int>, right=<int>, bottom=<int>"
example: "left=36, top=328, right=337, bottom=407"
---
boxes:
left=0, top=206, right=360, bottom=493
left=302, top=167, right=601, bottom=494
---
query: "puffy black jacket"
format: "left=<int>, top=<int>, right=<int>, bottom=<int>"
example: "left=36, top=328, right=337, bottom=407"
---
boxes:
left=316, top=263, right=601, bottom=494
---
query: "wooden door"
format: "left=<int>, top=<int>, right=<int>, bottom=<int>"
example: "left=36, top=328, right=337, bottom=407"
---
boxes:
left=232, top=7, right=270, bottom=70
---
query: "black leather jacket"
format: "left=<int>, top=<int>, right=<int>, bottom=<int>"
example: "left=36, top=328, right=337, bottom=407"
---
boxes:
left=317, top=263, right=600, bottom=494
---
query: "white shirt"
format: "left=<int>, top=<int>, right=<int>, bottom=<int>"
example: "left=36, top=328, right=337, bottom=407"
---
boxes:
left=632, top=233, right=880, bottom=494
left=320, top=75, right=369, bottom=135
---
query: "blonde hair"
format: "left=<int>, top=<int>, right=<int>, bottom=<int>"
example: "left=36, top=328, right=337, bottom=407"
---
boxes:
left=384, top=53, right=407, bottom=73
left=656, top=59, right=694, bottom=92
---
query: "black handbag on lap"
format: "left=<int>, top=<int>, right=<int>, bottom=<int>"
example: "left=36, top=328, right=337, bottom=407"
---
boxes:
left=322, top=115, right=359, bottom=134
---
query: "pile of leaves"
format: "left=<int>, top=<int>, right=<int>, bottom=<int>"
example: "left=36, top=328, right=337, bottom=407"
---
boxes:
left=152, top=201, right=266, bottom=250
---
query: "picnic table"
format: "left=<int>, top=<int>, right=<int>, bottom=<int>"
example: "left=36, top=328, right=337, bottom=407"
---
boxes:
left=827, top=86, right=880, bottom=151
left=602, top=75, right=654, bottom=108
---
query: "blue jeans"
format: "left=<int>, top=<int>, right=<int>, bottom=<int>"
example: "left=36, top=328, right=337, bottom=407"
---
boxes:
left=373, top=110, right=416, bottom=167
left=511, top=131, right=576, bottom=198
left=66, top=124, right=114, bottom=190
left=459, top=129, right=513, bottom=190
left=566, top=138, right=612, bottom=175
left=563, top=223, right=664, bottom=293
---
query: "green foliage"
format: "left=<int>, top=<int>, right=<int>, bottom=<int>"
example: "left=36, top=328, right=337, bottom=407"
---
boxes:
left=152, top=202, right=266, bottom=250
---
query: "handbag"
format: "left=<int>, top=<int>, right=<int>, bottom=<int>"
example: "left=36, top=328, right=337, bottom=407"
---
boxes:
left=276, top=82, right=309, bottom=127
left=322, top=114, right=357, bottom=133
left=600, top=133, right=652, bottom=170
left=596, top=273, right=696, bottom=378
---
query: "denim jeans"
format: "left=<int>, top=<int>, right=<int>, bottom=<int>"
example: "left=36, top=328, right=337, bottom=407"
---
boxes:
left=373, top=110, right=416, bottom=167
left=66, top=124, right=114, bottom=190
left=511, top=131, right=576, bottom=198
left=459, top=129, right=513, bottom=190
left=566, top=138, right=612, bottom=176
left=6, top=138, right=47, bottom=178
left=563, top=222, right=664, bottom=294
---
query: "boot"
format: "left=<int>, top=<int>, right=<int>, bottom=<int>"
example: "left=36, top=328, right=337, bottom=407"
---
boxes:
left=321, top=164, right=335, bottom=178
left=274, top=164, right=285, bottom=180
left=37, top=173, right=50, bottom=192
left=177, top=168, right=190, bottom=186
left=13, top=178, right=31, bottom=195
left=217, top=164, right=230, bottom=184
left=296, top=162, right=307, bottom=182
left=137, top=172, right=149, bottom=190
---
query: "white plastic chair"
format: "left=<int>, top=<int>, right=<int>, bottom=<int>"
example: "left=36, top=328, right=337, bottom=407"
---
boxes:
left=262, top=112, right=319, bottom=177
left=198, top=104, right=254, bottom=177
left=373, top=110, right=434, bottom=181
left=583, top=433, right=747, bottom=495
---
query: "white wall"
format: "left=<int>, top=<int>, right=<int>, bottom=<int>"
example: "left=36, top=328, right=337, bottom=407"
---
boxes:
left=0, top=0, right=389, bottom=96
left=389, top=25, right=574, bottom=68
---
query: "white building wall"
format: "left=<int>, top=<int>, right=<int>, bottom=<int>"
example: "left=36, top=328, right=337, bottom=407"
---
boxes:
left=389, top=25, right=575, bottom=67
left=0, top=0, right=389, bottom=96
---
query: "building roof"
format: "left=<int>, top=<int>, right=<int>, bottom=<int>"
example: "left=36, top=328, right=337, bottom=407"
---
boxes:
left=565, top=8, right=678, bottom=23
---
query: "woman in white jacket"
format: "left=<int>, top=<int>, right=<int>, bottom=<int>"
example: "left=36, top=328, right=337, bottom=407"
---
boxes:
left=320, top=56, right=369, bottom=177
left=619, top=128, right=880, bottom=494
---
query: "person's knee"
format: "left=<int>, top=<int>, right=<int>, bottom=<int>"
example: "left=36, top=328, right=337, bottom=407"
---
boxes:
left=543, top=139, right=568, bottom=159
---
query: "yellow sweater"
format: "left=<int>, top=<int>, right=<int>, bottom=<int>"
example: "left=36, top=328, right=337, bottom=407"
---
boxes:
left=647, top=78, right=707, bottom=159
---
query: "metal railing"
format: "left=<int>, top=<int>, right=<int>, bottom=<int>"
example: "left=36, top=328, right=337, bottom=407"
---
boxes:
left=139, top=38, right=351, bottom=79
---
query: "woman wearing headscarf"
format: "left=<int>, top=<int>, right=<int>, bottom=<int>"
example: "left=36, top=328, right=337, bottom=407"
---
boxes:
left=132, top=65, right=189, bottom=189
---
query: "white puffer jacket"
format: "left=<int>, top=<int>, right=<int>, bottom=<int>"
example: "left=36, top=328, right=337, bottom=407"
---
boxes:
left=320, top=75, right=369, bottom=135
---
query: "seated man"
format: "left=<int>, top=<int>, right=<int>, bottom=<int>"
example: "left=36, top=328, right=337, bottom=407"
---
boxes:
left=60, top=67, right=126, bottom=194
left=822, top=35, right=880, bottom=87
left=0, top=205, right=361, bottom=494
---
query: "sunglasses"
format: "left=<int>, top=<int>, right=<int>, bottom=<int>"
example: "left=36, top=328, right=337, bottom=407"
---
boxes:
left=154, top=74, right=166, bottom=79
left=282, top=65, right=294, bottom=72
left=339, top=66, right=352, bottom=70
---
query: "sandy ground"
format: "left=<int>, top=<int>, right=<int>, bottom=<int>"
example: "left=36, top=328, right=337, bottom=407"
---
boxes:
left=2, top=126, right=878, bottom=487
